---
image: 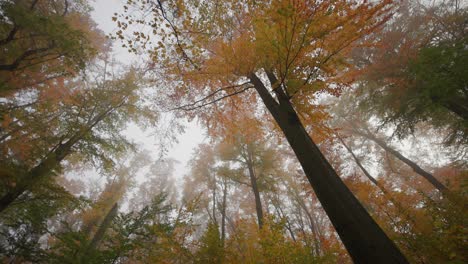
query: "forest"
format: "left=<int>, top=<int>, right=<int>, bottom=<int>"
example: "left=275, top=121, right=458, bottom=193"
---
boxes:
left=0, top=0, right=466, bottom=263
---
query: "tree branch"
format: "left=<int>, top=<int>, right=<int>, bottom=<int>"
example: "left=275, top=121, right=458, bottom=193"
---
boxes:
left=170, top=85, right=253, bottom=111
left=156, top=0, right=200, bottom=70
left=0, top=46, right=53, bottom=71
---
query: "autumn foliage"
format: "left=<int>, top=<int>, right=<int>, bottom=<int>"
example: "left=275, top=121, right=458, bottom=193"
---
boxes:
left=0, top=0, right=466, bottom=263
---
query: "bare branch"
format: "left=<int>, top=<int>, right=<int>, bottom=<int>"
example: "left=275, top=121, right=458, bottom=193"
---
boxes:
left=170, top=84, right=253, bottom=111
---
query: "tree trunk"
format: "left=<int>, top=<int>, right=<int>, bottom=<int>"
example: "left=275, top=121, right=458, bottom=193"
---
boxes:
left=246, top=150, right=264, bottom=229
left=336, top=135, right=380, bottom=187
left=211, top=178, right=217, bottom=226
left=296, top=206, right=314, bottom=255
left=0, top=136, right=76, bottom=213
left=271, top=194, right=296, bottom=242
left=220, top=177, right=227, bottom=246
left=249, top=72, right=408, bottom=264
left=0, top=104, right=119, bottom=213
left=442, top=96, right=468, bottom=121
left=338, top=135, right=415, bottom=223
left=356, top=129, right=448, bottom=193
left=83, top=202, right=119, bottom=259
left=294, top=194, right=322, bottom=257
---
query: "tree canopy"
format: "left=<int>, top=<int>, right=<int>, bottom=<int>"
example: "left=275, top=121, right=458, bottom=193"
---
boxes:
left=0, top=0, right=466, bottom=263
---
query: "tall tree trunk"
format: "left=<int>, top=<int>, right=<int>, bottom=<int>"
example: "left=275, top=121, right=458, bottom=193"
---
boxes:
left=355, top=128, right=448, bottom=192
left=271, top=194, right=296, bottom=242
left=220, top=177, right=227, bottom=246
left=294, top=194, right=322, bottom=257
left=246, top=149, right=264, bottom=229
left=249, top=72, right=408, bottom=264
left=82, top=202, right=119, bottom=259
left=211, top=177, right=217, bottom=226
left=337, top=135, right=415, bottom=224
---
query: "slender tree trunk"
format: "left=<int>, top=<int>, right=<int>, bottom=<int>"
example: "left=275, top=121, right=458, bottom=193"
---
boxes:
left=336, top=135, right=380, bottom=187
left=284, top=215, right=297, bottom=243
left=249, top=72, right=408, bottom=264
left=355, top=129, right=448, bottom=192
left=84, top=202, right=119, bottom=256
left=296, top=206, right=314, bottom=254
left=246, top=150, right=264, bottom=229
left=220, top=177, right=227, bottom=246
left=211, top=178, right=217, bottom=226
left=338, top=135, right=415, bottom=223
left=295, top=195, right=322, bottom=257
left=270, top=194, right=297, bottom=242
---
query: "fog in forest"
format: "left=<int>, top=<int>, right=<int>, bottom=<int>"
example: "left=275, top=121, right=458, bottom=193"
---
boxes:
left=0, top=0, right=466, bottom=263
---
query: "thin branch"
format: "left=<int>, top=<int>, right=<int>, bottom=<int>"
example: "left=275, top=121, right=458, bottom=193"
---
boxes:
left=156, top=0, right=200, bottom=70
left=0, top=25, right=19, bottom=46
left=62, top=0, right=69, bottom=16
left=170, top=85, right=253, bottom=111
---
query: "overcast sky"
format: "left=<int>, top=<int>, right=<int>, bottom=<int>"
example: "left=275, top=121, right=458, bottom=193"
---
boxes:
left=90, top=0, right=206, bottom=183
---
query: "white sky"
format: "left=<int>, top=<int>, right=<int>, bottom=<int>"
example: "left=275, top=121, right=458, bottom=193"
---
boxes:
left=91, top=0, right=206, bottom=182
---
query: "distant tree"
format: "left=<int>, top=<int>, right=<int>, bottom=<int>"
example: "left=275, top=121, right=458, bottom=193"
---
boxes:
left=216, top=133, right=283, bottom=229
left=195, top=222, right=223, bottom=264
left=48, top=193, right=186, bottom=264
left=355, top=0, right=467, bottom=145
left=128, top=157, right=178, bottom=211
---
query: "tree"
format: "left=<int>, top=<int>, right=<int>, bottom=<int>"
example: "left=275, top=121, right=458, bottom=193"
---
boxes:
left=350, top=125, right=448, bottom=193
left=326, top=88, right=467, bottom=263
left=0, top=63, right=158, bottom=213
left=195, top=222, right=223, bottom=264
left=82, top=202, right=119, bottom=260
left=116, top=0, right=408, bottom=262
left=343, top=162, right=467, bottom=264
left=47, top=193, right=189, bottom=264
left=0, top=177, right=82, bottom=263
left=185, top=144, right=220, bottom=226
left=78, top=153, right=148, bottom=247
left=128, top=157, right=178, bottom=211
left=354, top=0, right=467, bottom=145
left=217, top=134, right=281, bottom=229
left=0, top=0, right=104, bottom=96
left=329, top=88, right=451, bottom=193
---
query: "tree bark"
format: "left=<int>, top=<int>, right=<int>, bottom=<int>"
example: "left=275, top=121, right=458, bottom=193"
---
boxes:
left=246, top=149, right=264, bottom=229
left=249, top=72, right=408, bottom=264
